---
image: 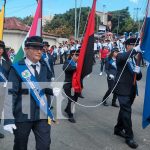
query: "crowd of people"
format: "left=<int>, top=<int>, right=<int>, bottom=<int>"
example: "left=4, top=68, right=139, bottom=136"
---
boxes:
left=0, top=34, right=148, bottom=150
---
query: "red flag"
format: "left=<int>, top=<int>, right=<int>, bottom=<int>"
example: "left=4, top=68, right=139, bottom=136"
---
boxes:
left=72, top=0, right=97, bottom=93
left=29, top=0, right=42, bottom=36
left=13, top=0, right=42, bottom=63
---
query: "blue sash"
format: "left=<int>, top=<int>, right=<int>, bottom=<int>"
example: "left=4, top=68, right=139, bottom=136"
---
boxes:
left=67, top=59, right=76, bottom=67
left=13, top=63, right=54, bottom=122
left=42, top=53, right=52, bottom=72
left=127, top=58, right=139, bottom=96
left=109, top=59, right=117, bottom=69
left=42, top=53, right=54, bottom=79
left=127, top=58, right=135, bottom=75
left=0, top=66, right=7, bottom=83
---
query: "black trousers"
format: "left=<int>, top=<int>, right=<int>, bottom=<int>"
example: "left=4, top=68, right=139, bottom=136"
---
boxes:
left=0, top=86, right=5, bottom=121
left=63, top=83, right=79, bottom=117
left=60, top=54, right=64, bottom=64
left=100, top=58, right=106, bottom=72
left=64, top=52, right=67, bottom=61
left=13, top=120, right=51, bottom=150
left=53, top=54, right=57, bottom=65
left=115, top=95, right=134, bottom=140
left=102, top=78, right=117, bottom=103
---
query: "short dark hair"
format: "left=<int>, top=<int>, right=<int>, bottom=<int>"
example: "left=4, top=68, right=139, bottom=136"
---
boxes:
left=43, top=41, right=50, bottom=47
left=0, top=40, right=5, bottom=49
left=125, top=38, right=139, bottom=46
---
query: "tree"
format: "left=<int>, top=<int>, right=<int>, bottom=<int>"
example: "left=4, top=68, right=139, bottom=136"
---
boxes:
left=43, top=7, right=91, bottom=37
left=19, top=15, right=33, bottom=26
left=108, top=7, right=139, bottom=35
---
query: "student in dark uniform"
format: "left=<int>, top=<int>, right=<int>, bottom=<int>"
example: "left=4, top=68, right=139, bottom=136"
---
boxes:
left=102, top=48, right=119, bottom=107
left=42, top=41, right=55, bottom=80
left=3, top=36, right=55, bottom=150
left=114, top=38, right=142, bottom=149
left=63, top=49, right=80, bottom=123
left=42, top=41, right=55, bottom=109
left=0, top=40, right=11, bottom=138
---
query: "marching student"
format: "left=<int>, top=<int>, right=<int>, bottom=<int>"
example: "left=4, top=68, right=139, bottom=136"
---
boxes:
left=3, top=36, right=59, bottom=150
left=102, top=48, right=119, bottom=107
left=99, top=45, right=110, bottom=76
left=63, top=49, right=80, bottom=123
left=114, top=38, right=142, bottom=149
left=42, top=41, right=55, bottom=80
left=0, top=40, right=11, bottom=138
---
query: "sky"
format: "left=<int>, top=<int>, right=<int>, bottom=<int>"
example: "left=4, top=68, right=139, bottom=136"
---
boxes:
left=0, top=0, right=147, bottom=19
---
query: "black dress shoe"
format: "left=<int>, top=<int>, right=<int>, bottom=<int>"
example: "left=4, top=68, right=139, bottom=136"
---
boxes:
left=64, top=108, right=68, bottom=114
left=78, top=93, right=84, bottom=98
left=64, top=109, right=74, bottom=119
left=0, top=133, right=4, bottom=138
left=125, top=139, right=138, bottom=149
left=68, top=117, right=76, bottom=123
left=112, top=103, right=119, bottom=107
left=64, top=109, right=72, bottom=116
left=103, top=102, right=109, bottom=106
left=114, top=130, right=126, bottom=138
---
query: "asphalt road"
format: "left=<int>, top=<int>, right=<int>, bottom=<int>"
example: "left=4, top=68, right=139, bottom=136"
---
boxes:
left=0, top=60, right=150, bottom=150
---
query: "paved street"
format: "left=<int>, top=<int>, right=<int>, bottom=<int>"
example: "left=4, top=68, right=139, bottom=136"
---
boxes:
left=0, top=60, right=150, bottom=150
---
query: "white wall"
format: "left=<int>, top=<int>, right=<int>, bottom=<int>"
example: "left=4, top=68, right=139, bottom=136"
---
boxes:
left=3, top=29, right=68, bottom=51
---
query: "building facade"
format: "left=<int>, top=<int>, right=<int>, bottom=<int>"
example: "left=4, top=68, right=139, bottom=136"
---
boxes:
left=3, top=17, right=67, bottom=51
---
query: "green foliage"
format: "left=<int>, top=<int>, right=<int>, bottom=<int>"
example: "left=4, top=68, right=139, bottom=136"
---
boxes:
left=17, top=7, right=142, bottom=37
left=19, top=15, right=33, bottom=26
left=43, top=7, right=91, bottom=38
left=109, top=7, right=139, bottom=35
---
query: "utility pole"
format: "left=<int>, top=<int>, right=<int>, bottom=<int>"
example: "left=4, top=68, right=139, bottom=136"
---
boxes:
left=97, top=14, right=99, bottom=34
left=134, top=7, right=141, bottom=32
left=102, top=4, right=106, bottom=25
left=77, top=0, right=82, bottom=39
left=134, top=7, right=141, bottom=21
left=117, top=14, right=120, bottom=37
left=75, top=0, right=77, bottom=41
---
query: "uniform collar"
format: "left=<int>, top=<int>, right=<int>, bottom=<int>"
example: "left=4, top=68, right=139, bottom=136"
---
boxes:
left=112, top=57, right=116, bottom=61
left=0, top=57, right=5, bottom=64
left=25, top=57, right=40, bottom=66
left=18, top=58, right=45, bottom=66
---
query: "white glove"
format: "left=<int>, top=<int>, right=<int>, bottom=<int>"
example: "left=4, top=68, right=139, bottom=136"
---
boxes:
left=134, top=45, right=141, bottom=52
left=51, top=77, right=55, bottom=81
left=109, top=74, right=115, bottom=80
left=4, top=124, right=17, bottom=134
left=134, top=66, right=141, bottom=73
left=3, top=81, right=7, bottom=87
left=53, top=88, right=61, bottom=96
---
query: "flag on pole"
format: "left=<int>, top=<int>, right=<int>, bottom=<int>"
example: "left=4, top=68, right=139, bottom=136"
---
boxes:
left=0, top=5, right=5, bottom=40
left=13, top=0, right=42, bottom=63
left=141, top=0, right=150, bottom=128
left=72, top=0, right=97, bottom=93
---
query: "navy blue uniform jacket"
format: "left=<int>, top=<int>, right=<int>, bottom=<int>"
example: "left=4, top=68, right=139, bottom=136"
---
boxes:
left=4, top=59, right=53, bottom=125
left=114, top=50, right=142, bottom=97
